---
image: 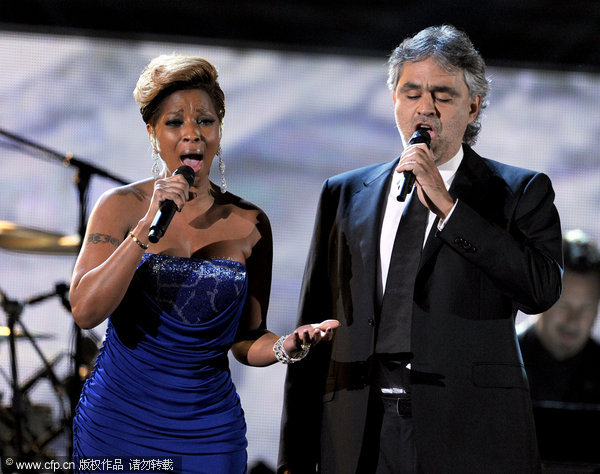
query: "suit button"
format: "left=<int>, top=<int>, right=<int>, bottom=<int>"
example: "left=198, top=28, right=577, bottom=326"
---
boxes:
left=455, top=237, right=476, bottom=251
left=367, top=318, right=375, bottom=327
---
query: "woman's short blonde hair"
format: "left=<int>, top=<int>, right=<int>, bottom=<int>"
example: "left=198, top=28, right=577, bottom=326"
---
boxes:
left=133, top=54, right=225, bottom=126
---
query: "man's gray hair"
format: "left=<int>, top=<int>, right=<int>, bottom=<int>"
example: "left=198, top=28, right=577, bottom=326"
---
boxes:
left=387, top=25, right=490, bottom=145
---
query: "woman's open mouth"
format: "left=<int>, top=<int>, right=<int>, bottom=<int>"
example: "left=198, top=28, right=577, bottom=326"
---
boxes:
left=180, top=154, right=203, bottom=172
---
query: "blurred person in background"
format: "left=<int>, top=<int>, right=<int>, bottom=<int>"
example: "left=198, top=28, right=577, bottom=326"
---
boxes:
left=519, top=229, right=600, bottom=403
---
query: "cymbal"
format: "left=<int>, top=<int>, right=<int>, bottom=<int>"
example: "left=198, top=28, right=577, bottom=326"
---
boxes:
left=0, top=220, right=80, bottom=254
left=0, top=326, right=53, bottom=341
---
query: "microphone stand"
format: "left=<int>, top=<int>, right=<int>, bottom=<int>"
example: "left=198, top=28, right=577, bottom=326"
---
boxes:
left=0, top=127, right=128, bottom=457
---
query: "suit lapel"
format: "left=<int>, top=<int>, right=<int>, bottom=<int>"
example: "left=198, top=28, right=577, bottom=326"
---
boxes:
left=348, top=160, right=397, bottom=313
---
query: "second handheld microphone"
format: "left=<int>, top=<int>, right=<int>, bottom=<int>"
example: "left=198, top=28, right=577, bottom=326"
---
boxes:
left=397, top=128, right=431, bottom=202
left=148, top=165, right=195, bottom=244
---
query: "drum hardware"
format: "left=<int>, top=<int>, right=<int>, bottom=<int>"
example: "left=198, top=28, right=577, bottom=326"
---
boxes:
left=0, top=402, right=55, bottom=456
left=18, top=352, right=65, bottom=395
left=0, top=405, right=73, bottom=473
left=0, top=285, right=73, bottom=457
left=1, top=127, right=126, bottom=459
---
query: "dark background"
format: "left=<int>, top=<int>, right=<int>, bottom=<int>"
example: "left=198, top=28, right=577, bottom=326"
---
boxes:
left=3, top=0, right=600, bottom=71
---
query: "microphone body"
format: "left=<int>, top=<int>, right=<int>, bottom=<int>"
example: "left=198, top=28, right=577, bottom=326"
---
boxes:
left=148, top=165, right=195, bottom=243
left=397, top=128, right=431, bottom=202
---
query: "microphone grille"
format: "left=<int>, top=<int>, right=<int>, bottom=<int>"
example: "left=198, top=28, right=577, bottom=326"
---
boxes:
left=174, top=165, right=195, bottom=186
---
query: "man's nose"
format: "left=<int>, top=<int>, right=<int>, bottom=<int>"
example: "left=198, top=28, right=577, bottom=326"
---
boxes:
left=418, top=94, right=436, bottom=115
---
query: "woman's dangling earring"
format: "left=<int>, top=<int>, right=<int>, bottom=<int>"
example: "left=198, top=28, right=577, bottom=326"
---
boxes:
left=152, top=149, right=162, bottom=180
left=217, top=147, right=227, bottom=193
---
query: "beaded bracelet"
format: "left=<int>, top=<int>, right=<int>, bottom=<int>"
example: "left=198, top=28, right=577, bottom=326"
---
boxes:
left=273, top=335, right=310, bottom=364
left=128, top=231, right=149, bottom=250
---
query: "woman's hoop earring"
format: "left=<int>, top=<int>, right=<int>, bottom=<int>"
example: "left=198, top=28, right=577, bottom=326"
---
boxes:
left=217, top=147, right=227, bottom=193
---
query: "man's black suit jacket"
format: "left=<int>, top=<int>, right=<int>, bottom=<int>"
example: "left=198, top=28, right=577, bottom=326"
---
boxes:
left=279, top=144, right=563, bottom=473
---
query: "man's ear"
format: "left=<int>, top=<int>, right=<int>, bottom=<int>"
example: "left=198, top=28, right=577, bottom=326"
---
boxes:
left=468, top=95, right=482, bottom=123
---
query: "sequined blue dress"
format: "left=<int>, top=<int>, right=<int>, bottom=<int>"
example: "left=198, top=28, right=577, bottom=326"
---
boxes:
left=73, top=254, right=249, bottom=473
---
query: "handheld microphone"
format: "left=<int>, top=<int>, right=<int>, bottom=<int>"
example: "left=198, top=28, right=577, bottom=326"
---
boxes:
left=397, top=128, right=431, bottom=202
left=148, top=165, right=195, bottom=243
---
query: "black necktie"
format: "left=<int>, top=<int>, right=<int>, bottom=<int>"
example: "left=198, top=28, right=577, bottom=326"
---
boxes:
left=376, top=193, right=429, bottom=354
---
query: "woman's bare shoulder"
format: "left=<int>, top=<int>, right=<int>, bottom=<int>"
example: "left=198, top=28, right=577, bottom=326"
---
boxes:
left=86, top=178, right=154, bottom=232
left=98, top=178, right=153, bottom=207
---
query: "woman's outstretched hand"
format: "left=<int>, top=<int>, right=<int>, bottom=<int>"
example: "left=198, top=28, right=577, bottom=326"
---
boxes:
left=283, top=319, right=340, bottom=356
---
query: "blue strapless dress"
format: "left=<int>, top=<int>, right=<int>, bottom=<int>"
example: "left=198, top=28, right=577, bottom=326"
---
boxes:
left=73, top=254, right=249, bottom=473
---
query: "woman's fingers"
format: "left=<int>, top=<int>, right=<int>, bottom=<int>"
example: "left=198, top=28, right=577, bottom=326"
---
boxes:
left=287, top=319, right=339, bottom=352
left=311, top=319, right=340, bottom=339
left=153, top=174, right=190, bottom=210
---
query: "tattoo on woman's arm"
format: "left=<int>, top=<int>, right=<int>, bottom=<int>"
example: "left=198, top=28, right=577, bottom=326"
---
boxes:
left=87, top=233, right=121, bottom=247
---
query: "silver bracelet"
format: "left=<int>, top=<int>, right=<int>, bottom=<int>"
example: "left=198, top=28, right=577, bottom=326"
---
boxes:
left=273, top=334, right=310, bottom=364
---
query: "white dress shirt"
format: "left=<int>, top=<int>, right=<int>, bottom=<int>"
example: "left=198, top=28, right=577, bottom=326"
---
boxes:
left=377, top=148, right=464, bottom=303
